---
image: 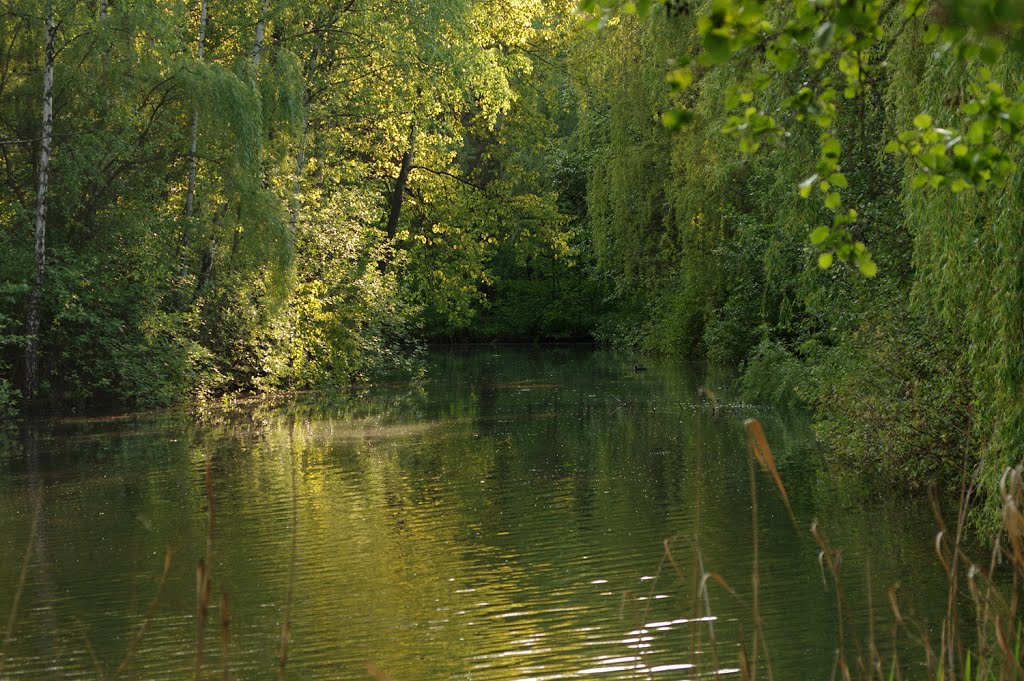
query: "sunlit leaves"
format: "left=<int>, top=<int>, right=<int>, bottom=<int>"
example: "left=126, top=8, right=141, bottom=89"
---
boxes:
left=886, top=71, right=1024, bottom=193
left=721, top=106, right=780, bottom=154
left=662, top=108, right=694, bottom=130
left=666, top=65, right=693, bottom=91
left=576, top=0, right=1024, bottom=279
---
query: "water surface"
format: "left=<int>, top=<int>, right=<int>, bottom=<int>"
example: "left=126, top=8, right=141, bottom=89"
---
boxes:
left=0, top=348, right=949, bottom=679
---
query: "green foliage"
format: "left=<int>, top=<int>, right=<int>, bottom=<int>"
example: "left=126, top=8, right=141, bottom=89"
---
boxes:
left=0, top=0, right=584, bottom=410
left=740, top=339, right=806, bottom=409
left=571, top=0, right=1024, bottom=521
left=804, top=306, right=974, bottom=492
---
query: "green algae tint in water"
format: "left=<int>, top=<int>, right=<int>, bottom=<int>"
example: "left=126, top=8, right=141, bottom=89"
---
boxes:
left=0, top=348, right=948, bottom=679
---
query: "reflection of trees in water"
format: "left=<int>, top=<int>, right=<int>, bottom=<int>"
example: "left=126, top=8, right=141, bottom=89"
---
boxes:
left=0, top=349, right=952, bottom=679
left=0, top=429, right=58, bottom=675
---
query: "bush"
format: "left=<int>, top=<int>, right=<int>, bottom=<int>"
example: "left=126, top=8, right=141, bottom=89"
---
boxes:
left=740, top=338, right=807, bottom=409
left=804, top=306, right=974, bottom=492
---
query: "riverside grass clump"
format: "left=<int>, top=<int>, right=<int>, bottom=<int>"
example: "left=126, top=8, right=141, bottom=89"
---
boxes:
left=624, top=419, right=1024, bottom=681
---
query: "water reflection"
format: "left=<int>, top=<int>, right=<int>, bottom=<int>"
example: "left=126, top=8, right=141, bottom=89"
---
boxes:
left=0, top=348, right=948, bottom=679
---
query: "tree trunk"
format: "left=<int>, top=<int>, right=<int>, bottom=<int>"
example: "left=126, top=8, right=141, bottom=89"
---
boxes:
left=251, top=0, right=269, bottom=71
left=385, top=139, right=414, bottom=242
left=184, top=0, right=208, bottom=218
left=288, top=38, right=321, bottom=239
left=24, top=6, right=56, bottom=398
left=288, top=121, right=308, bottom=238
left=377, top=128, right=414, bottom=273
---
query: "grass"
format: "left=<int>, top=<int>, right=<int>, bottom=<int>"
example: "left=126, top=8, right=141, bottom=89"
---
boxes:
left=636, top=418, right=1024, bottom=681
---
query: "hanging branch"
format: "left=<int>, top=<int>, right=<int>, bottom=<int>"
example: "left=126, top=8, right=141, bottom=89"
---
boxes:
left=184, top=0, right=208, bottom=219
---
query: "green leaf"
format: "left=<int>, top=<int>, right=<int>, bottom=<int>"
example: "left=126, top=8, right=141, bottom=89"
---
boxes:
left=913, top=113, right=933, bottom=129
left=858, top=258, right=878, bottom=277
left=810, top=226, right=830, bottom=245
left=818, top=252, right=834, bottom=269
left=703, top=34, right=733, bottom=64
left=821, top=137, right=841, bottom=157
left=662, top=108, right=694, bottom=130
left=667, top=67, right=693, bottom=91
left=829, top=173, right=848, bottom=188
left=825, top=192, right=842, bottom=210
left=799, top=174, right=819, bottom=198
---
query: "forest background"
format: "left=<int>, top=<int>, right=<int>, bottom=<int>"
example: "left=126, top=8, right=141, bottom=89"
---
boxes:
left=1, top=0, right=1022, bottom=521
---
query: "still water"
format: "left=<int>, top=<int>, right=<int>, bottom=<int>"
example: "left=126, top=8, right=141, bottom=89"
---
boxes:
left=1, top=348, right=949, bottom=679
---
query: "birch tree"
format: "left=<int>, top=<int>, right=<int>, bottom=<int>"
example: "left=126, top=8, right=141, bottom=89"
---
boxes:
left=23, top=3, right=56, bottom=397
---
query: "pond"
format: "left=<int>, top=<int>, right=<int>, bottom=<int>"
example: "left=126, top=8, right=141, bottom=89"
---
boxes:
left=0, top=348, right=950, bottom=679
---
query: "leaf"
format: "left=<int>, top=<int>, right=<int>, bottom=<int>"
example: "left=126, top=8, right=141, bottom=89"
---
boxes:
left=825, top=191, right=842, bottom=210
left=799, top=174, right=819, bottom=198
left=703, top=33, right=733, bottom=64
left=858, top=258, right=878, bottom=277
left=821, top=137, right=841, bottom=157
left=666, top=67, right=693, bottom=91
left=818, top=252, right=834, bottom=269
left=913, top=113, right=933, bottom=129
left=662, top=108, right=694, bottom=130
left=744, top=418, right=794, bottom=519
left=810, top=225, right=830, bottom=245
left=829, top=172, right=848, bottom=188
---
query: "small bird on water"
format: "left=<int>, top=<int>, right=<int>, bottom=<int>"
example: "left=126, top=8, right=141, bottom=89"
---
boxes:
left=633, top=364, right=647, bottom=373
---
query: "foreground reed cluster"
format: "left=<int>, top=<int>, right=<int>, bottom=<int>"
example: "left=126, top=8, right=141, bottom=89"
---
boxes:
left=642, top=419, right=1024, bottom=681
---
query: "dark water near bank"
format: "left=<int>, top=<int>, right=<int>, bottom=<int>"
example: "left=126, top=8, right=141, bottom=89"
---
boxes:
left=0, top=349, right=949, bottom=679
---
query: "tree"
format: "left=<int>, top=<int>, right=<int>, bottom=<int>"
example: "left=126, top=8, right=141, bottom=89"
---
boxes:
left=23, top=0, right=56, bottom=397
left=577, top=0, right=1024, bottom=522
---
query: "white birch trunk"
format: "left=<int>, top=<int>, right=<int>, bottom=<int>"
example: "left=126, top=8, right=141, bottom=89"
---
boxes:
left=289, top=40, right=319, bottom=237
left=24, top=7, right=56, bottom=397
left=251, top=0, right=269, bottom=71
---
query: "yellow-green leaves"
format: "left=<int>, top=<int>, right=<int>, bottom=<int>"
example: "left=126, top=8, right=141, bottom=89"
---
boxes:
left=696, top=0, right=769, bottom=65
left=887, top=73, right=1023, bottom=194
left=721, top=106, right=780, bottom=154
left=666, top=66, right=693, bottom=91
left=662, top=108, right=694, bottom=130
left=799, top=174, right=818, bottom=199
left=811, top=224, right=878, bottom=277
